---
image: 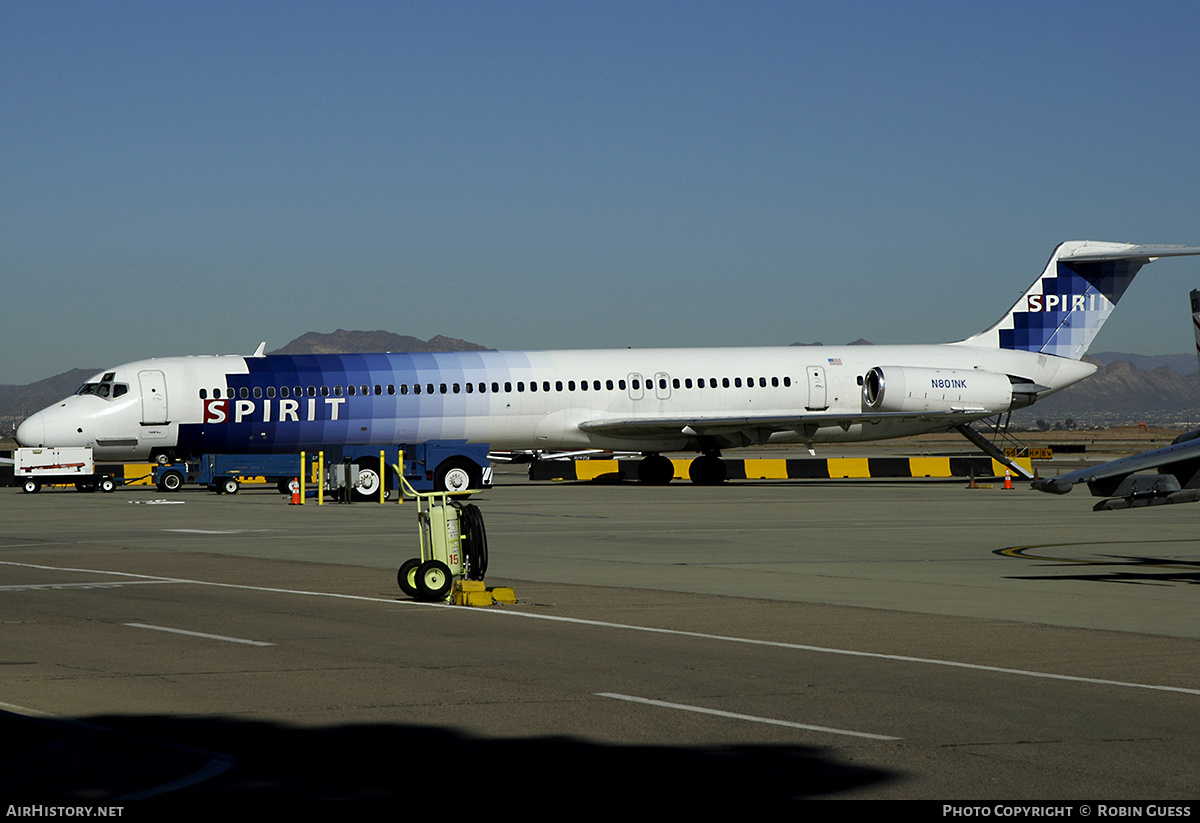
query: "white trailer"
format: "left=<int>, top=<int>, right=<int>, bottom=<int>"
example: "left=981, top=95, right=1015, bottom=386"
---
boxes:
left=14, top=447, right=117, bottom=493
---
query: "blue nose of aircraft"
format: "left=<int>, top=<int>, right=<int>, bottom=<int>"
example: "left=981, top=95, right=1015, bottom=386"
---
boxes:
left=15, top=412, right=46, bottom=447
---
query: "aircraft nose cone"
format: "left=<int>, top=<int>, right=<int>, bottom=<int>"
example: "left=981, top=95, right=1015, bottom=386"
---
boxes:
left=15, top=412, right=46, bottom=447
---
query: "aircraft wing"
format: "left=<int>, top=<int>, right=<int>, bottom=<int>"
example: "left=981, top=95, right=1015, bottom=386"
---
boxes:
left=578, top=409, right=981, bottom=440
left=1032, top=430, right=1200, bottom=496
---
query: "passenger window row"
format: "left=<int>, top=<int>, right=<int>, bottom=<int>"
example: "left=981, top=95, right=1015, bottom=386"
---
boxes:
left=198, top=375, right=793, bottom=400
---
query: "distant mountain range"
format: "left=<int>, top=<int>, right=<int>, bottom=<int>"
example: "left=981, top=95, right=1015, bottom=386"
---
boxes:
left=1088, top=351, right=1197, bottom=376
left=2, top=332, right=1196, bottom=433
left=1010, top=356, right=1200, bottom=427
left=270, top=329, right=488, bottom=356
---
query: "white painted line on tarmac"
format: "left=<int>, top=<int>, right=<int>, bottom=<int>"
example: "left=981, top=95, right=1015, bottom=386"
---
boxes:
left=596, top=692, right=901, bottom=740
left=0, top=580, right=183, bottom=591
left=124, top=623, right=275, bottom=646
left=488, top=609, right=1200, bottom=697
left=163, top=528, right=280, bottom=534
left=5, top=559, right=1199, bottom=697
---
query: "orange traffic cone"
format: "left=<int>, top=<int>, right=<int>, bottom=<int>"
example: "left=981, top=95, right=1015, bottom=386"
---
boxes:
left=290, top=479, right=302, bottom=505
left=1003, top=469, right=1013, bottom=490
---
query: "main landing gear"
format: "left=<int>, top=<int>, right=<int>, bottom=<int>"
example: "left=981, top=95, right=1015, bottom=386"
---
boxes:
left=636, top=452, right=728, bottom=485
left=636, top=453, right=675, bottom=485
left=688, top=453, right=727, bottom=485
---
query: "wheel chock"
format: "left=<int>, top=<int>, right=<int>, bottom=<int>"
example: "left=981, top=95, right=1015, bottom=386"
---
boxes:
left=453, top=579, right=493, bottom=607
left=450, top=580, right=517, bottom=606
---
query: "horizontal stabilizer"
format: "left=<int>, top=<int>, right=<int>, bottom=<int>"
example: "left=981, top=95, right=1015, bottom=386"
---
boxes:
left=1060, top=244, right=1200, bottom=262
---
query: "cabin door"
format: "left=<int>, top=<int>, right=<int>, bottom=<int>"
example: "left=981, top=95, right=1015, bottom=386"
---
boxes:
left=138, top=370, right=169, bottom=424
left=805, top=366, right=828, bottom=411
left=627, top=373, right=644, bottom=401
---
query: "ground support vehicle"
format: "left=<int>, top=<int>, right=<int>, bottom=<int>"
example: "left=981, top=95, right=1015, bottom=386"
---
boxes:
left=14, top=447, right=119, bottom=493
left=400, top=440, right=493, bottom=493
left=153, top=452, right=314, bottom=495
left=152, top=440, right=493, bottom=497
left=396, top=474, right=489, bottom=602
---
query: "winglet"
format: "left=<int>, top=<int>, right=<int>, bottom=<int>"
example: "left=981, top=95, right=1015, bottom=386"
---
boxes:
left=252, top=342, right=267, bottom=358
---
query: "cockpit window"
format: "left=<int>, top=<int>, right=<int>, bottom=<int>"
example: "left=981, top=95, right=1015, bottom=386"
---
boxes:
left=75, top=376, right=128, bottom=400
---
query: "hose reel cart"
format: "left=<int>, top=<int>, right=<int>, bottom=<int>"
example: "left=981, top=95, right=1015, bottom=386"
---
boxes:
left=396, top=482, right=489, bottom=602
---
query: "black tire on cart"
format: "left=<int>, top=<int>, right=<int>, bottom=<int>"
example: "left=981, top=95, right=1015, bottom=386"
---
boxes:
left=397, top=558, right=421, bottom=597
left=415, top=560, right=453, bottom=601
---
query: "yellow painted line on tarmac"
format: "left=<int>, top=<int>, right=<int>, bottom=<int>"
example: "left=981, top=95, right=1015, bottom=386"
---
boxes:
left=997, top=540, right=1199, bottom=567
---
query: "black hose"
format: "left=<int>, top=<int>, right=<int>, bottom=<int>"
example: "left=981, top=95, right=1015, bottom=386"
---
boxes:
left=452, top=501, right=488, bottom=580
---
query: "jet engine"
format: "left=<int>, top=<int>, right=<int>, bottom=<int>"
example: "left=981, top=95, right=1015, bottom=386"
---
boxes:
left=861, top=366, right=1031, bottom=414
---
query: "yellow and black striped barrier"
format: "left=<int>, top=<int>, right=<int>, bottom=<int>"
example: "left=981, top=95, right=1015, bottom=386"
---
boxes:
left=529, top=455, right=1030, bottom=482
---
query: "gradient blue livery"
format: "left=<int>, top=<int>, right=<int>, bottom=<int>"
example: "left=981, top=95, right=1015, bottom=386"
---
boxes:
left=178, top=351, right=533, bottom=454
left=999, top=258, right=1137, bottom=358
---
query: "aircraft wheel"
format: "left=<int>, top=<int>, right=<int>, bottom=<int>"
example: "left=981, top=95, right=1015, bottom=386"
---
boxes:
left=415, top=560, right=453, bottom=601
left=637, top=454, right=674, bottom=485
left=397, top=558, right=421, bottom=597
left=688, top=455, right=727, bottom=485
left=161, top=470, right=185, bottom=492
left=22, top=479, right=39, bottom=494
left=435, top=459, right=477, bottom=493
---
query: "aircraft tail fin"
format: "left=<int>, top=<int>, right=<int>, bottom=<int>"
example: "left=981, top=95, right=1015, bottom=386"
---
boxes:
left=956, top=241, right=1200, bottom=360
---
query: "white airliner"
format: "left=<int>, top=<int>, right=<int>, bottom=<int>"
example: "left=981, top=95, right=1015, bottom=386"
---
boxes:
left=16, top=240, right=1200, bottom=485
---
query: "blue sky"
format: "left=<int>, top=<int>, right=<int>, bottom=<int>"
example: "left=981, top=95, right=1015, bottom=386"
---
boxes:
left=3, top=0, right=1198, bottom=384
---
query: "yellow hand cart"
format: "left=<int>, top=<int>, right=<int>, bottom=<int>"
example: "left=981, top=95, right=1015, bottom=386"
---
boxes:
left=395, top=473, right=488, bottom=601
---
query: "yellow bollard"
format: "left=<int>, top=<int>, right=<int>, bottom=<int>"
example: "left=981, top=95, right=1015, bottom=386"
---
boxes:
left=318, top=451, right=324, bottom=505
left=299, top=451, right=306, bottom=505
left=396, top=448, right=405, bottom=505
